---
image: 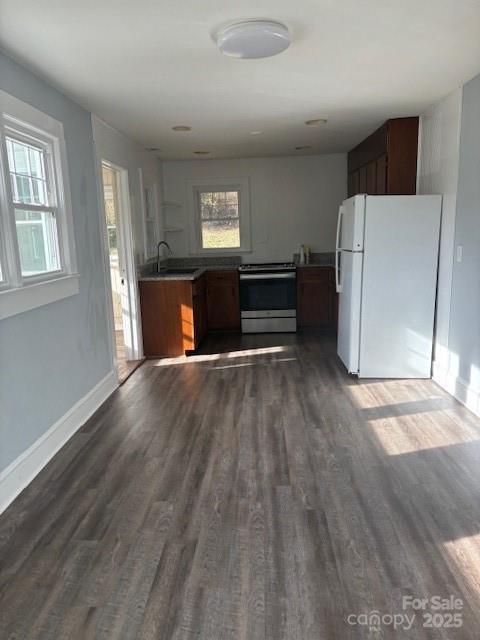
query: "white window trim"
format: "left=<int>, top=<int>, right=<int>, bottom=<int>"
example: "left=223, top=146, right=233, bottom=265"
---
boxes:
left=186, top=177, right=251, bottom=255
left=0, top=90, right=79, bottom=320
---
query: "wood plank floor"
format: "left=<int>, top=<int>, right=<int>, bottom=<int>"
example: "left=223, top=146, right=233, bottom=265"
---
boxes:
left=1, top=330, right=480, bottom=639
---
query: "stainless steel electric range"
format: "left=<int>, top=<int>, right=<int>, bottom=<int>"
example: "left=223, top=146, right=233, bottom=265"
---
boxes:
left=238, top=262, right=297, bottom=333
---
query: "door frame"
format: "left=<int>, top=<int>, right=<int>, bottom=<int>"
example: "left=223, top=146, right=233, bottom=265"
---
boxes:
left=95, top=154, right=143, bottom=378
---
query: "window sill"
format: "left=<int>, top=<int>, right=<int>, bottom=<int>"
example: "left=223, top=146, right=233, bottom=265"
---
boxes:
left=0, top=274, right=80, bottom=320
left=189, top=248, right=252, bottom=256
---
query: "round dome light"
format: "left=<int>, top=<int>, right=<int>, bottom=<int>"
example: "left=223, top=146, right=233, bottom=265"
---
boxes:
left=305, top=118, right=328, bottom=127
left=215, top=20, right=291, bottom=59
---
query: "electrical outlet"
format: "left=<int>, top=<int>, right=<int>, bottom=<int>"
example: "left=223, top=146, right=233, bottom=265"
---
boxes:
left=456, top=245, right=463, bottom=263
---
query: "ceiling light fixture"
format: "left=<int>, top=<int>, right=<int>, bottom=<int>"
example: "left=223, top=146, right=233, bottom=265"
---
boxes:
left=305, top=118, right=328, bottom=126
left=215, top=20, right=291, bottom=59
left=172, top=125, right=192, bottom=132
left=250, top=130, right=263, bottom=135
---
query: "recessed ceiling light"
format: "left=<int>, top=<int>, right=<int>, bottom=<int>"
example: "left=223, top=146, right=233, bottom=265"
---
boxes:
left=193, top=150, right=210, bottom=155
left=215, top=20, right=291, bottom=59
left=295, top=145, right=312, bottom=150
left=250, top=130, right=263, bottom=135
left=172, top=125, right=192, bottom=132
left=305, top=118, right=328, bottom=126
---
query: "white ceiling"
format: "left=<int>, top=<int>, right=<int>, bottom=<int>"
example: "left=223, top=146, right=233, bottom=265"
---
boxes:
left=1, top=0, right=479, bottom=159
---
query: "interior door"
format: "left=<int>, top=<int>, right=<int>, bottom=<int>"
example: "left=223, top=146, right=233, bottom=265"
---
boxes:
left=101, top=161, right=138, bottom=375
left=337, top=250, right=363, bottom=374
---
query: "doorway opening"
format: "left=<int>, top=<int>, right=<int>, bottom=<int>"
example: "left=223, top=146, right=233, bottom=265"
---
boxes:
left=101, top=162, right=143, bottom=383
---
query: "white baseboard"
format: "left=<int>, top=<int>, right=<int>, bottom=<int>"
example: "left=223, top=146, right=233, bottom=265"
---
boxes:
left=433, top=360, right=480, bottom=418
left=0, top=370, right=118, bottom=515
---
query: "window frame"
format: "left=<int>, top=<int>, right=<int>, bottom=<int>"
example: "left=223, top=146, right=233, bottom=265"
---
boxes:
left=187, top=177, right=251, bottom=255
left=0, top=90, right=78, bottom=319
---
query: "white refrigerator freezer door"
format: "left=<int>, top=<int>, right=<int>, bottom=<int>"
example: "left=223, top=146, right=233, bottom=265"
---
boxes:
left=339, top=195, right=365, bottom=251
left=337, top=250, right=363, bottom=374
left=359, top=195, right=442, bottom=378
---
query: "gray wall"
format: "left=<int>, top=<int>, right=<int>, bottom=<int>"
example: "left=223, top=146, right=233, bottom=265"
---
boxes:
left=162, top=154, right=347, bottom=261
left=0, top=53, right=111, bottom=473
left=448, top=73, right=480, bottom=390
left=417, top=88, right=462, bottom=373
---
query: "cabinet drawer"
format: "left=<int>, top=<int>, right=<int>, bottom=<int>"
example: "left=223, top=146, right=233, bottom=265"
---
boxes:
left=206, top=269, right=238, bottom=284
left=297, top=267, right=334, bottom=283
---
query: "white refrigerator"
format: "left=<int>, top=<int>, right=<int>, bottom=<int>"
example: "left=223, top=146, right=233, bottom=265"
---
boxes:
left=335, top=195, right=442, bottom=378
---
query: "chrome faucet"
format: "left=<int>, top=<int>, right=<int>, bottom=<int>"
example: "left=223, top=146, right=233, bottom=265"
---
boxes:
left=157, top=240, right=173, bottom=272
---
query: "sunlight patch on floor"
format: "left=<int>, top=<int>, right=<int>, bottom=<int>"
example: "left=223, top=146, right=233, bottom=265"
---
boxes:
left=152, top=345, right=290, bottom=366
left=443, top=534, right=480, bottom=608
left=366, top=419, right=480, bottom=455
left=208, top=356, right=297, bottom=371
left=344, top=381, right=479, bottom=455
left=346, top=381, right=443, bottom=409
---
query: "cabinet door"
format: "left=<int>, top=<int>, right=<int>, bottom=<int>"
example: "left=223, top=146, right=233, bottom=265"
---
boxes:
left=358, top=165, right=367, bottom=193
left=207, top=271, right=240, bottom=330
left=366, top=161, right=377, bottom=194
left=139, top=280, right=194, bottom=357
left=193, top=276, right=207, bottom=348
left=386, top=117, right=419, bottom=194
left=376, top=154, right=387, bottom=194
left=352, top=170, right=360, bottom=196
left=297, top=268, right=335, bottom=327
left=348, top=173, right=355, bottom=197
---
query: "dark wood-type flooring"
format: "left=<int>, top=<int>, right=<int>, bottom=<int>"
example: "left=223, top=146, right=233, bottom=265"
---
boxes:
left=1, top=331, right=480, bottom=639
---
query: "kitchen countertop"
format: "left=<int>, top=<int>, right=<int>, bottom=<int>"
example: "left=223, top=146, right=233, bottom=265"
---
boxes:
left=138, top=254, right=335, bottom=282
left=295, top=262, right=335, bottom=268
left=139, top=263, right=334, bottom=282
left=138, top=265, right=238, bottom=282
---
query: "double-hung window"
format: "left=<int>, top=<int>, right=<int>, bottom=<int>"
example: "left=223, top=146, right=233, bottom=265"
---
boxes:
left=0, top=90, right=78, bottom=319
left=187, top=177, right=251, bottom=254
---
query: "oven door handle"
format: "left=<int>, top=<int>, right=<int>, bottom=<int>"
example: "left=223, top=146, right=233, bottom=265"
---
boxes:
left=239, top=272, right=296, bottom=280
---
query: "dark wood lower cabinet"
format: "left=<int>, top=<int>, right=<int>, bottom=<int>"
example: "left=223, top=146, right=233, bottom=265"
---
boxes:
left=206, top=270, right=240, bottom=331
left=192, top=275, right=207, bottom=350
left=139, top=275, right=207, bottom=357
left=297, top=267, right=337, bottom=329
left=140, top=267, right=337, bottom=357
left=140, top=270, right=239, bottom=357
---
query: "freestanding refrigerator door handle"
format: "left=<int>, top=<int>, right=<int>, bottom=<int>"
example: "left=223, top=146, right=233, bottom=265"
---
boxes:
left=335, top=206, right=344, bottom=293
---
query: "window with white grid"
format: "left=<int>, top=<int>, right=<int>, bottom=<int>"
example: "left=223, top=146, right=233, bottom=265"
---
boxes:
left=0, top=90, right=78, bottom=319
left=188, top=177, right=251, bottom=254
left=6, top=134, right=61, bottom=277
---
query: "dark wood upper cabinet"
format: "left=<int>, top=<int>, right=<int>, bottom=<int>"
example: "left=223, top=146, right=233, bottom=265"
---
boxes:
left=385, top=118, right=419, bottom=194
left=347, top=117, right=418, bottom=197
left=358, top=165, right=367, bottom=194
left=206, top=270, right=240, bottom=331
left=366, top=161, right=376, bottom=194
left=375, top=154, right=387, bottom=195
